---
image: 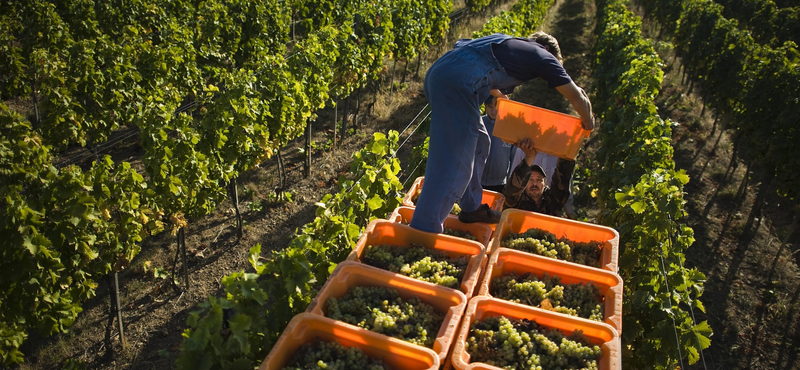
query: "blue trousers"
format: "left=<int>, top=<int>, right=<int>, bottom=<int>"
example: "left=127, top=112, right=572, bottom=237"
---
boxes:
left=410, top=34, right=521, bottom=233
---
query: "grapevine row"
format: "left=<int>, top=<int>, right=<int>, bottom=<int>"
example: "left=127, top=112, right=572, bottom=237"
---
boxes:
left=0, top=104, right=162, bottom=365
left=698, top=0, right=798, bottom=48
left=638, top=0, right=800, bottom=202
left=473, top=0, right=554, bottom=37
left=592, top=0, right=711, bottom=368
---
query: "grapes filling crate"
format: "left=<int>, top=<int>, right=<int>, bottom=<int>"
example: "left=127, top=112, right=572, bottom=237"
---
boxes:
left=305, top=261, right=468, bottom=364
left=258, top=313, right=440, bottom=370
left=479, top=248, right=623, bottom=331
left=450, top=297, right=620, bottom=370
left=490, top=209, right=619, bottom=272
left=347, top=219, right=487, bottom=296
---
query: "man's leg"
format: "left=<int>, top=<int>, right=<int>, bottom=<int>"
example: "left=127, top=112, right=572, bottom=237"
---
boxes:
left=460, top=123, right=491, bottom=213
left=410, top=65, right=482, bottom=233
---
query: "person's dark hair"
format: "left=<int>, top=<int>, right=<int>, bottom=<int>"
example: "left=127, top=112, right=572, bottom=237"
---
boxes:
left=529, top=31, right=562, bottom=62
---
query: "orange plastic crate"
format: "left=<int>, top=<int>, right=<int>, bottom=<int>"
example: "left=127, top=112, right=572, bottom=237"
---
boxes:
left=388, top=206, right=494, bottom=248
left=402, top=176, right=505, bottom=212
left=450, top=297, right=620, bottom=370
left=478, top=248, right=622, bottom=331
left=492, top=98, right=590, bottom=160
left=306, top=261, right=468, bottom=364
left=490, top=209, right=619, bottom=272
left=347, top=220, right=486, bottom=296
left=259, top=313, right=440, bottom=370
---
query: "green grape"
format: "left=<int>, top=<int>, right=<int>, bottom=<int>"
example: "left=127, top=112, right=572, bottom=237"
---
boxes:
left=413, top=191, right=462, bottom=215
left=324, top=286, right=445, bottom=348
left=451, top=203, right=462, bottom=215
left=501, top=228, right=604, bottom=267
left=282, top=339, right=393, bottom=370
left=491, top=272, right=605, bottom=322
left=362, top=243, right=469, bottom=289
left=466, top=316, right=603, bottom=369
left=399, top=223, right=478, bottom=242
left=443, top=228, right=479, bottom=242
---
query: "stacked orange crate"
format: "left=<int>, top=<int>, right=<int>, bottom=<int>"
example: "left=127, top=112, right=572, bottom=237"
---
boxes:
left=347, top=220, right=486, bottom=297
left=451, top=297, right=620, bottom=370
left=478, top=248, right=622, bottom=331
left=446, top=208, right=623, bottom=369
left=259, top=313, right=440, bottom=370
left=387, top=206, right=495, bottom=298
left=489, top=209, right=619, bottom=271
left=305, top=262, right=467, bottom=365
left=263, top=208, right=492, bottom=367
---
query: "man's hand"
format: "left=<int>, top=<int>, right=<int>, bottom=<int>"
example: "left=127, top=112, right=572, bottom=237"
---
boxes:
left=581, top=114, right=595, bottom=131
left=516, top=138, right=538, bottom=165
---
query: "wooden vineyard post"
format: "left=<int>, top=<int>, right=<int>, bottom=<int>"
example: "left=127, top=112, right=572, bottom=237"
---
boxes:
left=171, top=227, right=189, bottom=291
left=333, top=98, right=339, bottom=147
left=354, top=88, right=361, bottom=129
left=31, top=80, right=40, bottom=129
left=304, top=121, right=312, bottom=177
left=181, top=227, right=188, bottom=290
left=229, top=179, right=243, bottom=238
left=113, top=272, right=125, bottom=349
left=107, top=272, right=125, bottom=350
left=277, top=149, right=286, bottom=190
left=390, top=60, right=397, bottom=91
left=341, top=95, right=349, bottom=144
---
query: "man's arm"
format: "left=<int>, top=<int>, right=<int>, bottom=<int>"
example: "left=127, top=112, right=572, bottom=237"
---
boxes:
left=502, top=138, right=537, bottom=208
left=547, top=158, right=576, bottom=213
left=555, top=82, right=594, bottom=130
left=510, top=148, right=525, bottom=174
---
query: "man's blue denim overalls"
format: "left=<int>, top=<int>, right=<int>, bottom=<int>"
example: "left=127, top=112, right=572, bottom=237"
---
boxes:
left=410, top=33, right=523, bottom=233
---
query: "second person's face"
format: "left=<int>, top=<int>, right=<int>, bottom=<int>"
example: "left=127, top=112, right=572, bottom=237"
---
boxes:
left=525, top=172, right=546, bottom=200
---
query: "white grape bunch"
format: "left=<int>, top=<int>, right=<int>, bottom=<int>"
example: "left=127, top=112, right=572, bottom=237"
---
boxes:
left=397, top=222, right=479, bottom=242
left=466, top=316, right=603, bottom=370
left=282, top=339, right=393, bottom=370
left=325, top=286, right=445, bottom=348
left=491, top=272, right=604, bottom=322
left=363, top=243, right=469, bottom=289
left=501, top=228, right=603, bottom=268
left=443, top=228, right=479, bottom=242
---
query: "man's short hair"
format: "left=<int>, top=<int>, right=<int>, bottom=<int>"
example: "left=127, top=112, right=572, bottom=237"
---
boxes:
left=529, top=31, right=563, bottom=62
